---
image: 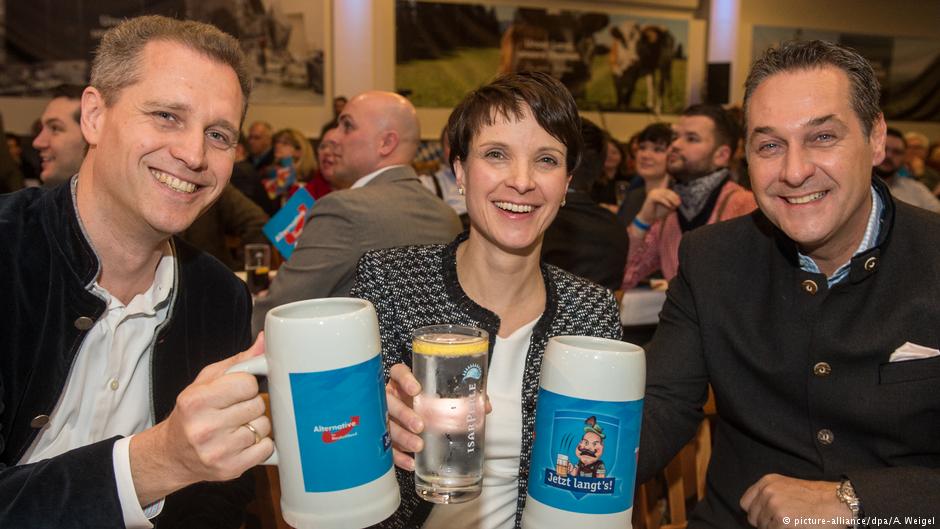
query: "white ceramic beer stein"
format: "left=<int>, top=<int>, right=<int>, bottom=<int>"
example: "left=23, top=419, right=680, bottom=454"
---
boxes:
left=521, top=336, right=645, bottom=529
left=228, top=298, right=400, bottom=529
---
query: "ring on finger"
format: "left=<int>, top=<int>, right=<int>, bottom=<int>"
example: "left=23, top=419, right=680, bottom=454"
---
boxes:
left=244, top=422, right=262, bottom=445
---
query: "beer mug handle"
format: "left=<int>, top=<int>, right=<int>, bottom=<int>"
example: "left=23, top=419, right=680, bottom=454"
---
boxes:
left=226, top=356, right=279, bottom=466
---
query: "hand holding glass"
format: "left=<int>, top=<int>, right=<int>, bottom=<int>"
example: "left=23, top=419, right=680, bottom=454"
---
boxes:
left=411, top=325, right=489, bottom=504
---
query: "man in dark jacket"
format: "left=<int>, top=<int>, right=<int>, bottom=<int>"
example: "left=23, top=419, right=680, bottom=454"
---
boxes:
left=638, top=40, right=940, bottom=527
left=542, top=118, right=627, bottom=290
left=0, top=16, right=272, bottom=528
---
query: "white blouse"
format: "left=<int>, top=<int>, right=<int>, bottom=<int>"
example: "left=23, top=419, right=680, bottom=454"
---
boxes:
left=422, top=316, right=540, bottom=529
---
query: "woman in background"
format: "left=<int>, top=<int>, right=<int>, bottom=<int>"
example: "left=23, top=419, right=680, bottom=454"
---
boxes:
left=617, top=122, right=673, bottom=226
left=351, top=71, right=621, bottom=529
left=263, top=128, right=330, bottom=205
left=315, top=126, right=347, bottom=191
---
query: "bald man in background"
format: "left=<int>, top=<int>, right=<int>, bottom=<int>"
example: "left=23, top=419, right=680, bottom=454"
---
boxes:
left=252, top=91, right=461, bottom=334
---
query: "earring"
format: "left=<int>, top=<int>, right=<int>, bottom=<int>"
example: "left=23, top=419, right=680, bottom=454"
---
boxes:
left=458, top=186, right=465, bottom=195
left=561, top=197, right=566, bottom=207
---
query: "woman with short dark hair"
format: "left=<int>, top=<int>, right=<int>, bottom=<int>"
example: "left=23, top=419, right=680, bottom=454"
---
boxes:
left=351, top=71, right=621, bottom=529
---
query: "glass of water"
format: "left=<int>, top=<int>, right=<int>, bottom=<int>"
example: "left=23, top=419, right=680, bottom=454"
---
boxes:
left=412, top=324, right=489, bottom=504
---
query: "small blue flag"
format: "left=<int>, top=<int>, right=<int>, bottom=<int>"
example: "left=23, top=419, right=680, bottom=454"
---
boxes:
left=263, top=187, right=315, bottom=259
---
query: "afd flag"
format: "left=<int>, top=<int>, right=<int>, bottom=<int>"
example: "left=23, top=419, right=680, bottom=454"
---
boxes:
left=263, top=188, right=315, bottom=259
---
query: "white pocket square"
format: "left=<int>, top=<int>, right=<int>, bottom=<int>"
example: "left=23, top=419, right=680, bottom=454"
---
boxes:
left=889, top=342, right=940, bottom=362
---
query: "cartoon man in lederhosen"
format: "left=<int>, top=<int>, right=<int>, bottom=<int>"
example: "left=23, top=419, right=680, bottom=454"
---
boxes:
left=568, top=416, right=606, bottom=478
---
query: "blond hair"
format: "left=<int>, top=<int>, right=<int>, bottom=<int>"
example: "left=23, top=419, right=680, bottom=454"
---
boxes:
left=273, top=128, right=317, bottom=178
left=91, top=15, right=251, bottom=116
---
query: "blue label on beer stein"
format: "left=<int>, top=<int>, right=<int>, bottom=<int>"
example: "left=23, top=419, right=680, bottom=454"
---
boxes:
left=528, top=389, right=643, bottom=514
left=289, top=355, right=392, bottom=492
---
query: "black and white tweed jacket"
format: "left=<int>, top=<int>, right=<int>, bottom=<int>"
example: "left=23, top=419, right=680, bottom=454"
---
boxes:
left=351, top=233, right=623, bottom=529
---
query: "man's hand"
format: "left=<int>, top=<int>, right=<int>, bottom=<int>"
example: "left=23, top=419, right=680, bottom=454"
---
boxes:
left=740, top=474, right=852, bottom=529
left=629, top=188, right=681, bottom=237
left=129, top=335, right=274, bottom=506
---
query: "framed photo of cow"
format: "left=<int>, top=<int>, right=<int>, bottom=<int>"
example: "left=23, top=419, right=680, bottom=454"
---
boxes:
left=395, top=1, right=691, bottom=114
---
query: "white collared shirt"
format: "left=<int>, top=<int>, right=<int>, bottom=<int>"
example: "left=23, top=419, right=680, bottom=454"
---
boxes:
left=20, top=246, right=176, bottom=528
left=350, top=164, right=406, bottom=189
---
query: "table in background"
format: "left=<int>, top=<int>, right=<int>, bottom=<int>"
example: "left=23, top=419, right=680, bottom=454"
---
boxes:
left=620, top=289, right=667, bottom=347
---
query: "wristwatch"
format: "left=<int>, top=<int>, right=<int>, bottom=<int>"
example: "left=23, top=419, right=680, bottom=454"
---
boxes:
left=836, top=479, right=861, bottom=528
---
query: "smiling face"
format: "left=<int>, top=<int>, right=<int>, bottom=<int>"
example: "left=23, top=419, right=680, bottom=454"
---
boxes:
left=82, top=40, right=243, bottom=240
left=635, top=140, right=668, bottom=182
left=746, top=66, right=885, bottom=273
left=454, top=104, right=570, bottom=256
left=32, top=97, right=86, bottom=185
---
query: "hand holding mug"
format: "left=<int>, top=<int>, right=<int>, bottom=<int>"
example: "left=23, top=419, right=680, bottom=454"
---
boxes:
left=129, top=335, right=273, bottom=506
left=227, top=298, right=400, bottom=529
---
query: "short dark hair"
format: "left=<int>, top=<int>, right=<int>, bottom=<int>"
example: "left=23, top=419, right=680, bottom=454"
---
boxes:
left=570, top=118, right=606, bottom=192
left=744, top=40, right=881, bottom=137
left=682, top=104, right=739, bottom=152
left=637, top=122, right=673, bottom=146
left=885, top=126, right=905, bottom=147
left=447, top=71, right=582, bottom=174
left=51, top=84, right=85, bottom=124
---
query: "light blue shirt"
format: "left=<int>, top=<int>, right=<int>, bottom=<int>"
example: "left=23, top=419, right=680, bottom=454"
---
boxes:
left=798, top=186, right=883, bottom=287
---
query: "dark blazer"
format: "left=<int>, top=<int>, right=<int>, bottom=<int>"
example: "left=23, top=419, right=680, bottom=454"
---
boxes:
left=252, top=165, right=462, bottom=334
left=638, top=180, right=940, bottom=527
left=542, top=189, right=628, bottom=291
left=351, top=233, right=623, bottom=529
left=0, top=181, right=254, bottom=528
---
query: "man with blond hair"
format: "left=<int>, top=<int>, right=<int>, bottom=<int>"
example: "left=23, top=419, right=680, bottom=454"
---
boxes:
left=1, top=16, right=271, bottom=528
left=252, top=91, right=461, bottom=334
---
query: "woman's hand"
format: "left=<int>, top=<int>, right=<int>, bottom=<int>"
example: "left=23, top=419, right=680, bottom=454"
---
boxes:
left=386, top=363, right=425, bottom=471
left=385, top=363, right=494, bottom=471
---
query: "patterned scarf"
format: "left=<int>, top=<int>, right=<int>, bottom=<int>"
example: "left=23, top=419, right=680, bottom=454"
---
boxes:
left=673, top=168, right=730, bottom=223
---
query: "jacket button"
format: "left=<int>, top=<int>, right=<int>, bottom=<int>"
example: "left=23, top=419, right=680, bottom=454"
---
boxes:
left=801, top=279, right=818, bottom=295
left=813, top=362, right=832, bottom=377
left=30, top=415, right=50, bottom=428
left=864, top=256, right=878, bottom=272
left=74, top=316, right=95, bottom=330
left=817, top=428, right=834, bottom=445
